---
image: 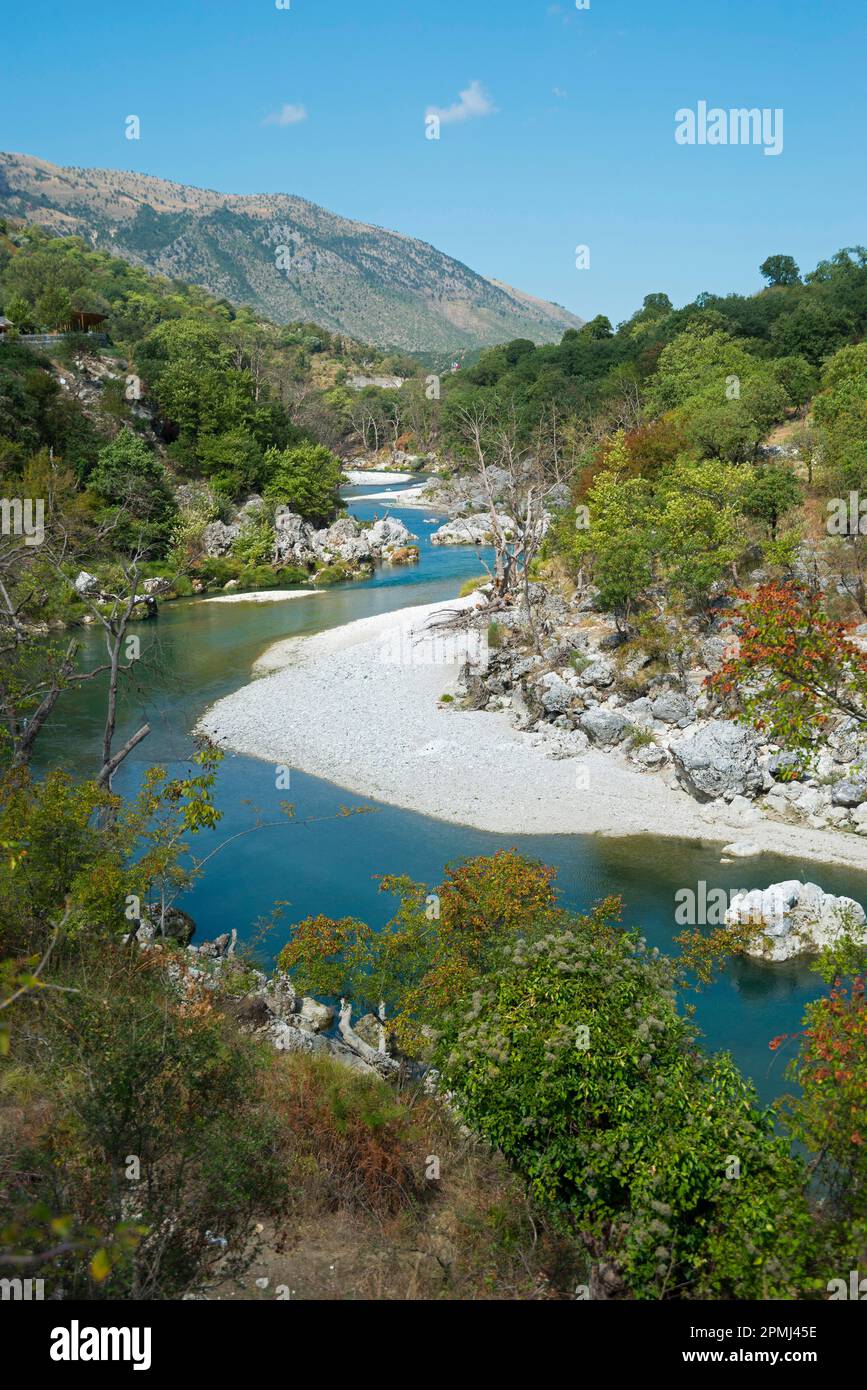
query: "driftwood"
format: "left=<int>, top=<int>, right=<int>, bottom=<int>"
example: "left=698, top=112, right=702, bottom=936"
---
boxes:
left=338, top=998, right=399, bottom=1075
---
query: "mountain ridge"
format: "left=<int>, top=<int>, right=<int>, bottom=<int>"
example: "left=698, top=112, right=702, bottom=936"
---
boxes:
left=0, top=152, right=583, bottom=353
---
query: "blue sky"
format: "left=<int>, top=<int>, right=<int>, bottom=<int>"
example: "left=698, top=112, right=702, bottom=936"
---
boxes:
left=2, top=0, right=865, bottom=326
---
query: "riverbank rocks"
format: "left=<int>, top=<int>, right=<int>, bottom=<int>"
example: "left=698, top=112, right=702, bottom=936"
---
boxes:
left=142, top=575, right=174, bottom=598
left=203, top=519, right=239, bottom=557
left=273, top=507, right=417, bottom=572
left=579, top=706, right=630, bottom=747
left=298, top=997, right=334, bottom=1032
left=721, top=840, right=762, bottom=859
left=830, top=776, right=867, bottom=807
left=430, top=513, right=516, bottom=546
left=539, top=671, right=575, bottom=715
left=577, top=657, right=615, bottom=689
left=725, top=880, right=866, bottom=961
left=650, top=691, right=695, bottom=727
left=672, top=720, right=763, bottom=802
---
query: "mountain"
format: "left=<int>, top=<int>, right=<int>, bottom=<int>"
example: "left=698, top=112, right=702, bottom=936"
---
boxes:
left=0, top=152, right=583, bottom=354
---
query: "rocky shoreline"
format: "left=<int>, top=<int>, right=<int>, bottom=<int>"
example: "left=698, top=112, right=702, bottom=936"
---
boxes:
left=198, top=591, right=867, bottom=872
left=126, top=914, right=416, bottom=1079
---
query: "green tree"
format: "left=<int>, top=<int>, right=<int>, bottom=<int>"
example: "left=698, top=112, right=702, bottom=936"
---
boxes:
left=263, top=442, right=343, bottom=525
left=88, top=430, right=177, bottom=554
left=575, top=465, right=656, bottom=625
left=741, top=463, right=803, bottom=538
left=436, top=902, right=818, bottom=1299
left=760, top=254, right=801, bottom=287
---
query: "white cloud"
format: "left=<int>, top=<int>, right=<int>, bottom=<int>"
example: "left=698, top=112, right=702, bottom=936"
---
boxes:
left=425, top=80, right=496, bottom=126
left=263, top=103, right=308, bottom=127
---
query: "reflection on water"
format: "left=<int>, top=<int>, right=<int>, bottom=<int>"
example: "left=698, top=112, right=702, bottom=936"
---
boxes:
left=33, top=502, right=867, bottom=1105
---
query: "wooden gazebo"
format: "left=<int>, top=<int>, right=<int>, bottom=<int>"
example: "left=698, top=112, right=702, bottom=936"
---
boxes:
left=60, top=310, right=108, bottom=333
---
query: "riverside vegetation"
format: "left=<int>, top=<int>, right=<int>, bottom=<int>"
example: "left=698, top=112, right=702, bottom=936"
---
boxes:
left=1, top=229, right=867, bottom=1299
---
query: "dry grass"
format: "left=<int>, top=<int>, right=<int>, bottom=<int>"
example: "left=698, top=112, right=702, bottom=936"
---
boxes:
left=206, top=1051, right=586, bottom=1301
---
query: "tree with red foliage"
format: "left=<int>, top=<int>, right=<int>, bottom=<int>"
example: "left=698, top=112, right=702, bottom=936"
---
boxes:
left=706, top=582, right=867, bottom=756
left=781, top=977, right=867, bottom=1217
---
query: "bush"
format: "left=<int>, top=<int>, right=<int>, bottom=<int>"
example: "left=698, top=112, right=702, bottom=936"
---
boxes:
left=264, top=1054, right=428, bottom=1218
left=437, top=902, right=819, bottom=1298
left=3, top=943, right=287, bottom=1299
left=263, top=442, right=343, bottom=526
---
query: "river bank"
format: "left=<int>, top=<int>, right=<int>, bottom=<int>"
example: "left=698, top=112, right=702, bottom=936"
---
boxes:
left=199, top=594, right=867, bottom=871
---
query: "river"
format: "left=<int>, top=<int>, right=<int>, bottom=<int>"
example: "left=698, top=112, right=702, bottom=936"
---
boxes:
left=35, top=482, right=867, bottom=1104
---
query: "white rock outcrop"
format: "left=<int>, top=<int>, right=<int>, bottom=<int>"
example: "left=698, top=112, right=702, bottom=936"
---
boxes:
left=430, top=513, right=516, bottom=546
left=725, top=880, right=866, bottom=961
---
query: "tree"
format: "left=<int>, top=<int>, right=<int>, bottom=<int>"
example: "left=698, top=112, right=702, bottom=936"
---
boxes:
left=195, top=428, right=264, bottom=499
left=760, top=254, right=801, bottom=288
left=277, top=851, right=559, bottom=1055
left=582, top=315, right=614, bottom=340
left=741, top=463, right=803, bottom=538
left=575, top=467, right=655, bottom=625
left=770, top=300, right=853, bottom=365
left=0, top=462, right=151, bottom=779
left=814, top=342, right=867, bottom=492
left=263, top=442, right=343, bottom=525
left=707, top=583, right=867, bottom=756
left=34, top=287, right=72, bottom=332
left=782, top=977, right=867, bottom=1221
left=89, top=430, right=177, bottom=555
left=453, top=403, right=575, bottom=640
left=436, top=898, right=817, bottom=1298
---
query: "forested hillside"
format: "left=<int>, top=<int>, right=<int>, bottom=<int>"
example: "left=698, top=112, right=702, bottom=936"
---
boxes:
left=0, top=152, right=584, bottom=353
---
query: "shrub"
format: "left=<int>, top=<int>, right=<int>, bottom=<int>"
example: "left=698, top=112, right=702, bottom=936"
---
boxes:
left=436, top=903, right=818, bottom=1298
left=263, top=442, right=343, bottom=526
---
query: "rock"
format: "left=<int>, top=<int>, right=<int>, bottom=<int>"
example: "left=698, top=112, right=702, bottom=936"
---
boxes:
left=203, top=520, right=240, bottom=557
left=539, top=672, right=574, bottom=715
left=353, top=1012, right=384, bottom=1049
left=74, top=570, right=99, bottom=596
left=577, top=658, right=615, bottom=689
left=622, top=697, right=654, bottom=728
left=672, top=720, right=763, bottom=802
left=700, top=631, right=738, bottom=672
left=273, top=508, right=314, bottom=565
left=367, top=516, right=417, bottom=551
left=161, top=906, right=196, bottom=946
left=794, top=786, right=824, bottom=817
left=385, top=546, right=419, bottom=566
left=725, top=881, right=866, bottom=962
left=297, top=997, right=334, bottom=1033
left=579, top=707, right=630, bottom=747
left=633, top=743, right=668, bottom=769
left=130, top=596, right=158, bottom=620
left=830, top=777, right=867, bottom=807
left=650, top=692, right=694, bottom=726
left=198, top=931, right=235, bottom=959
left=142, top=576, right=173, bottom=597
left=768, top=751, right=803, bottom=780
left=721, top=840, right=762, bottom=859
left=526, top=725, right=589, bottom=759
left=430, top=513, right=516, bottom=546
left=223, top=579, right=240, bottom=591
left=231, top=995, right=274, bottom=1029
left=763, top=791, right=791, bottom=819
left=620, top=649, right=653, bottom=680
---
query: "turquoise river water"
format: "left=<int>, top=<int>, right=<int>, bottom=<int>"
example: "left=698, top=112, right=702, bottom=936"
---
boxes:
left=35, top=483, right=867, bottom=1104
